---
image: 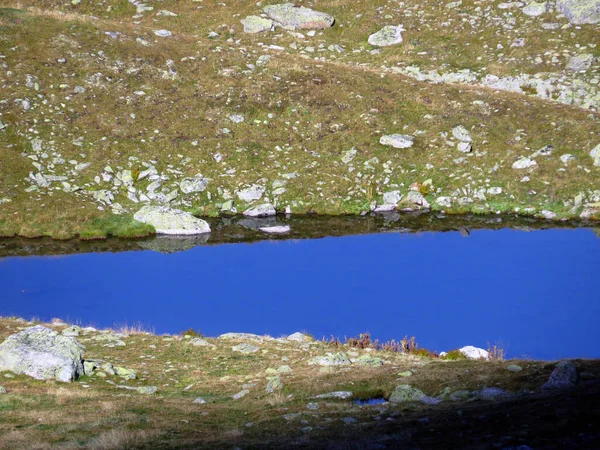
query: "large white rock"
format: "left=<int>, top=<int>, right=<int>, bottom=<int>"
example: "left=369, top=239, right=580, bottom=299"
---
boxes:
left=522, top=1, right=547, bottom=17
left=512, top=157, right=537, bottom=169
left=133, top=206, right=211, bottom=235
left=459, top=346, right=489, bottom=360
left=263, top=3, right=335, bottom=30
left=237, top=185, right=265, bottom=202
left=556, top=0, right=600, bottom=24
left=0, top=326, right=84, bottom=382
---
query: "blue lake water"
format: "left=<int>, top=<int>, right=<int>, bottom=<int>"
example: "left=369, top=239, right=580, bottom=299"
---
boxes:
left=0, top=227, right=599, bottom=360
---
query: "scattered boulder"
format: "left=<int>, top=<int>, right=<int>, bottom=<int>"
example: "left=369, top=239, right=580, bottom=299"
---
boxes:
left=512, top=157, right=537, bottom=169
left=310, top=352, right=352, bottom=366
left=566, top=54, right=595, bottom=72
left=179, top=175, right=208, bottom=194
left=114, top=366, right=137, bottom=380
left=192, top=397, right=206, bottom=404
left=188, top=337, right=215, bottom=347
left=368, top=25, right=404, bottom=47
left=243, top=203, right=276, bottom=217
left=266, top=376, right=283, bottom=393
left=241, top=16, right=274, bottom=33
left=556, top=0, right=600, bottom=24
left=341, top=147, right=357, bottom=164
left=137, top=386, right=158, bottom=394
left=452, top=125, right=473, bottom=153
left=459, top=346, right=489, bottom=360
left=590, top=144, right=600, bottom=166
left=0, top=326, right=84, bottom=382
left=542, top=361, right=578, bottom=390
left=404, top=191, right=430, bottom=208
left=133, top=206, right=211, bottom=235
left=232, top=389, right=249, bottom=399
left=389, top=385, right=440, bottom=405
left=380, top=134, right=414, bottom=149
left=237, top=185, right=265, bottom=202
left=263, top=4, right=335, bottom=30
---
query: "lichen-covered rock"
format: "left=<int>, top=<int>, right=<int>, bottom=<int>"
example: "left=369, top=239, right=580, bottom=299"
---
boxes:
left=556, top=0, right=600, bottom=24
left=309, top=352, right=351, bottom=366
left=389, top=385, right=440, bottom=404
left=114, top=366, right=137, bottom=380
left=232, top=343, right=260, bottom=353
left=354, top=355, right=384, bottom=367
left=522, top=1, right=547, bottom=17
left=266, top=376, right=283, bottom=393
left=542, top=361, right=578, bottom=390
left=379, top=134, right=414, bottom=149
left=0, top=326, right=84, bottom=382
left=590, top=144, right=600, bottom=166
left=368, top=25, right=404, bottom=47
left=133, top=206, right=210, bottom=235
left=241, top=16, right=274, bottom=33
left=263, top=3, right=334, bottom=30
left=314, top=391, right=352, bottom=399
left=566, top=54, right=595, bottom=72
left=404, top=191, right=430, bottom=208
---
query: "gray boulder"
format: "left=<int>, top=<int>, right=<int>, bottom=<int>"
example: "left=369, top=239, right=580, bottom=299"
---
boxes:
left=309, top=352, right=351, bottom=366
left=237, top=185, right=265, bottom=202
left=591, top=144, right=600, bottom=166
left=542, top=361, right=578, bottom=390
left=566, top=54, right=595, bottom=72
left=368, top=25, right=404, bottom=47
left=263, top=3, right=334, bottom=30
left=0, top=326, right=84, bottom=382
left=512, top=157, right=537, bottom=169
left=556, top=0, right=600, bottom=24
left=287, top=332, right=312, bottom=342
left=232, top=343, right=260, bottom=353
left=523, top=1, right=547, bottom=16
left=133, top=206, right=211, bottom=235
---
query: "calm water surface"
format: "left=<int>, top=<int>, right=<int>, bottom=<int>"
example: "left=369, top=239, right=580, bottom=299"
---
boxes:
left=0, top=228, right=598, bottom=360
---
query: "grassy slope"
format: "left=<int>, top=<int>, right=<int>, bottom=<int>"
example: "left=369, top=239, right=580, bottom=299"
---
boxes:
left=0, top=1, right=598, bottom=239
left=0, top=317, right=598, bottom=449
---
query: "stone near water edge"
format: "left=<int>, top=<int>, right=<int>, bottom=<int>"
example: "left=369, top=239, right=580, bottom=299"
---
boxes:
left=243, top=203, right=276, bottom=217
left=368, top=25, right=404, bottom=47
left=180, top=175, right=208, bottom=194
left=459, top=346, right=489, bottom=360
left=556, top=0, right=600, bottom=24
left=0, top=326, right=84, bottom=382
left=133, top=206, right=211, bottom=235
left=309, top=352, right=352, bottom=366
left=512, top=157, right=537, bottom=169
left=383, top=190, right=402, bottom=205
left=522, top=1, right=547, bottom=17
left=405, top=190, right=430, bottom=208
left=259, top=225, right=291, bottom=234
left=241, top=16, right=274, bottom=33
left=263, top=3, right=335, bottom=30
left=380, top=134, right=414, bottom=149
left=314, top=391, right=353, bottom=399
left=389, top=385, right=440, bottom=405
left=436, top=197, right=452, bottom=208
left=542, top=361, right=578, bottom=390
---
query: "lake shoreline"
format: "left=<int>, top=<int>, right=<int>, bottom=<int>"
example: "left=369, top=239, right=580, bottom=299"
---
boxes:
left=0, top=316, right=598, bottom=449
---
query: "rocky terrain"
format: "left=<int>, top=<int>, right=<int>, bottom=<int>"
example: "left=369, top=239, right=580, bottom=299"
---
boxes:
left=0, top=0, right=598, bottom=238
left=0, top=316, right=598, bottom=449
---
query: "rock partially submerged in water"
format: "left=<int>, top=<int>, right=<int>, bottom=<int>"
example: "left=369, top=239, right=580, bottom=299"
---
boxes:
left=380, top=134, right=414, bottom=149
left=263, top=3, right=335, bottom=30
left=0, top=326, right=84, bottom=382
left=133, top=206, right=211, bottom=235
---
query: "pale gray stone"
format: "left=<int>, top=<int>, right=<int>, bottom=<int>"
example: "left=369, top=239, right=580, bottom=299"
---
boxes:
left=566, top=54, right=595, bottom=72
left=590, top=144, right=600, bottom=166
left=556, top=0, right=600, bottom=24
left=522, top=1, right=547, bottom=16
left=243, top=203, right=276, bottom=217
left=241, top=16, right=274, bottom=33
left=309, top=352, right=351, bottom=366
left=459, top=346, right=489, bottom=360
left=512, top=157, right=537, bottom=169
left=232, top=343, right=260, bottom=353
left=287, top=332, right=312, bottom=342
left=314, top=391, right=353, bottom=399
left=263, top=3, right=335, bottom=30
left=0, top=326, right=84, bottom=382
left=259, top=225, right=290, bottom=234
left=180, top=175, right=208, bottom=194
left=368, top=25, right=404, bottom=47
left=237, top=185, right=265, bottom=202
left=380, top=134, right=414, bottom=149
left=134, top=206, right=211, bottom=235
left=389, top=385, right=440, bottom=404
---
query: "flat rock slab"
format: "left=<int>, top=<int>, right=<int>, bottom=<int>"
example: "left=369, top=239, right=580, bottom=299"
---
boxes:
left=133, top=206, right=211, bottom=235
left=263, top=3, right=334, bottom=30
left=241, top=16, right=274, bottom=33
left=0, top=326, right=84, bottom=382
left=243, top=203, right=276, bottom=217
left=368, top=25, right=404, bottom=47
